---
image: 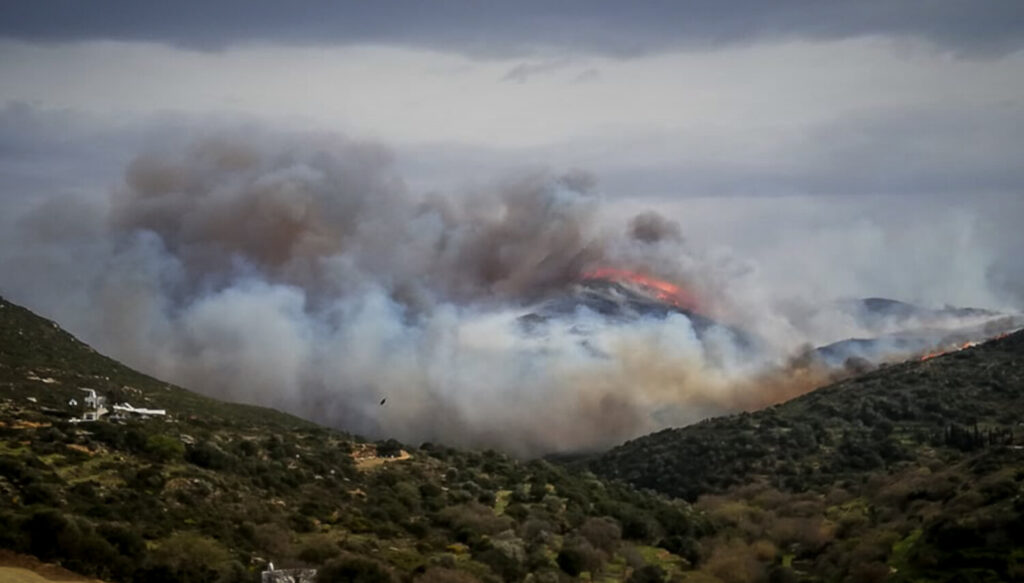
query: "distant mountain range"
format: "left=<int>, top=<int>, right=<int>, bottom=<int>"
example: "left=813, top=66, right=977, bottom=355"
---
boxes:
left=522, top=274, right=1023, bottom=370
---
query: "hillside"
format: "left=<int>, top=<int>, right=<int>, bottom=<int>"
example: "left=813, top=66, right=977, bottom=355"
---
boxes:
left=5, top=294, right=1024, bottom=583
left=586, top=330, right=1024, bottom=581
left=0, top=296, right=706, bottom=583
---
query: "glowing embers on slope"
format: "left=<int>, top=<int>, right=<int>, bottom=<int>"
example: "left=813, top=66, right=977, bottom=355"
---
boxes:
left=581, top=267, right=700, bottom=313
left=919, top=341, right=975, bottom=362
left=919, top=332, right=1011, bottom=361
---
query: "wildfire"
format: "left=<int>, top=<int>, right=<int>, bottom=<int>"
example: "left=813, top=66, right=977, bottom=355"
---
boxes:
left=582, top=267, right=700, bottom=312
left=920, top=340, right=976, bottom=362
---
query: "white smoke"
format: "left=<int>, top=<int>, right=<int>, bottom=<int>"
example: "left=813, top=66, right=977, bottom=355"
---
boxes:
left=0, top=126, right=1019, bottom=455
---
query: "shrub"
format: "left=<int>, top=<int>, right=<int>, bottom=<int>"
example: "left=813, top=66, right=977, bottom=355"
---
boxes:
left=185, top=442, right=233, bottom=470
left=22, top=482, right=61, bottom=505
left=148, top=531, right=233, bottom=582
left=702, top=539, right=768, bottom=583
left=475, top=546, right=525, bottom=582
left=25, top=509, right=71, bottom=561
left=628, top=564, right=667, bottom=583
left=98, top=523, right=147, bottom=559
left=579, top=517, right=622, bottom=554
left=298, top=535, right=341, bottom=564
left=414, top=567, right=481, bottom=582
left=376, top=439, right=403, bottom=458
left=317, top=556, right=394, bottom=583
left=253, top=523, right=291, bottom=556
left=556, top=539, right=604, bottom=577
left=146, top=434, right=185, bottom=462
left=659, top=535, right=702, bottom=566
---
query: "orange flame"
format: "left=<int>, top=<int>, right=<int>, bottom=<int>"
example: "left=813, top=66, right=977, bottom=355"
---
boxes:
left=582, top=267, right=700, bottom=312
left=920, top=340, right=976, bottom=362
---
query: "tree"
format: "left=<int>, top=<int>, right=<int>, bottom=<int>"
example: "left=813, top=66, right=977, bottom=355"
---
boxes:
left=148, top=531, right=233, bottom=583
left=25, top=509, right=71, bottom=561
left=556, top=539, right=604, bottom=577
left=376, top=439, right=403, bottom=458
left=580, top=517, right=622, bottom=554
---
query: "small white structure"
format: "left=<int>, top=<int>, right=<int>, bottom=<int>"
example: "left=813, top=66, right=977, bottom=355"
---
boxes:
left=79, top=388, right=106, bottom=409
left=73, top=388, right=108, bottom=422
left=112, top=403, right=166, bottom=417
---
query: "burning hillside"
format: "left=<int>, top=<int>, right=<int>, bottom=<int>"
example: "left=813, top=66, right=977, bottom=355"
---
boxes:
left=1, top=130, right=1021, bottom=455
left=530, top=269, right=1022, bottom=375
left=580, top=267, right=702, bottom=313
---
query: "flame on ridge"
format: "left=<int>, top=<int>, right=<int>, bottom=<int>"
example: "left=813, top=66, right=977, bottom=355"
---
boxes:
left=582, top=267, right=701, bottom=313
left=920, top=341, right=976, bottom=362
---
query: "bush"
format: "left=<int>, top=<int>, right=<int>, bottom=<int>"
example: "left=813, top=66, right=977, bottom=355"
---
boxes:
left=185, top=442, right=234, bottom=470
left=22, top=511, right=123, bottom=579
left=556, top=539, right=604, bottom=577
left=253, top=523, right=291, bottom=556
left=127, top=465, right=166, bottom=491
left=628, top=564, right=667, bottom=583
left=22, top=482, right=61, bottom=505
left=146, top=434, right=185, bottom=462
left=579, top=517, right=622, bottom=554
left=475, top=547, right=525, bottom=582
left=317, top=556, right=394, bottom=583
left=376, top=439, right=403, bottom=458
left=702, top=539, right=767, bottom=583
left=298, top=535, right=341, bottom=564
left=658, top=535, right=701, bottom=566
left=98, top=523, right=147, bottom=559
left=25, top=509, right=71, bottom=561
left=414, top=567, right=481, bottom=582
left=148, top=531, right=233, bottom=582
left=0, top=511, right=26, bottom=550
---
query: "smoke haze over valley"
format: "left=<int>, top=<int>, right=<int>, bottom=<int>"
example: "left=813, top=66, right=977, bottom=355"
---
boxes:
left=1, top=2, right=1023, bottom=454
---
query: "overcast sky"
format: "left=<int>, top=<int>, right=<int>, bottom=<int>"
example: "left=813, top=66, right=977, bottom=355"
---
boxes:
left=3, top=1, right=1024, bottom=448
left=1, top=1, right=1023, bottom=305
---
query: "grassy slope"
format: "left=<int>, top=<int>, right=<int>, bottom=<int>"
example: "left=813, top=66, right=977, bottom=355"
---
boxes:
left=0, top=298, right=316, bottom=432
left=0, top=296, right=704, bottom=583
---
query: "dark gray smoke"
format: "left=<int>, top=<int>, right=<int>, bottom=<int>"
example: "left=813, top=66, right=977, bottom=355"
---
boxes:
left=112, top=133, right=607, bottom=307
left=0, top=129, right=1017, bottom=455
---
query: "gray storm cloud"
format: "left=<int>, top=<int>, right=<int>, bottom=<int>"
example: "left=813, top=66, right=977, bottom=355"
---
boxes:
left=0, top=129, right=1019, bottom=455
left=4, top=0, right=1023, bottom=57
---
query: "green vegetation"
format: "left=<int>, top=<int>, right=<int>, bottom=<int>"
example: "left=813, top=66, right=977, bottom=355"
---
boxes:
left=585, top=331, right=1024, bottom=582
left=0, top=296, right=706, bottom=582
left=4, top=293, right=1024, bottom=582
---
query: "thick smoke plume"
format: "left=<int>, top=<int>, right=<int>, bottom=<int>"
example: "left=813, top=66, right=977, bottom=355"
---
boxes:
left=0, top=129, right=1016, bottom=455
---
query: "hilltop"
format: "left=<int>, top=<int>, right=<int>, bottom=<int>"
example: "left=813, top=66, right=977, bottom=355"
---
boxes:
left=0, top=296, right=705, bottom=583
left=584, top=329, right=1024, bottom=581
